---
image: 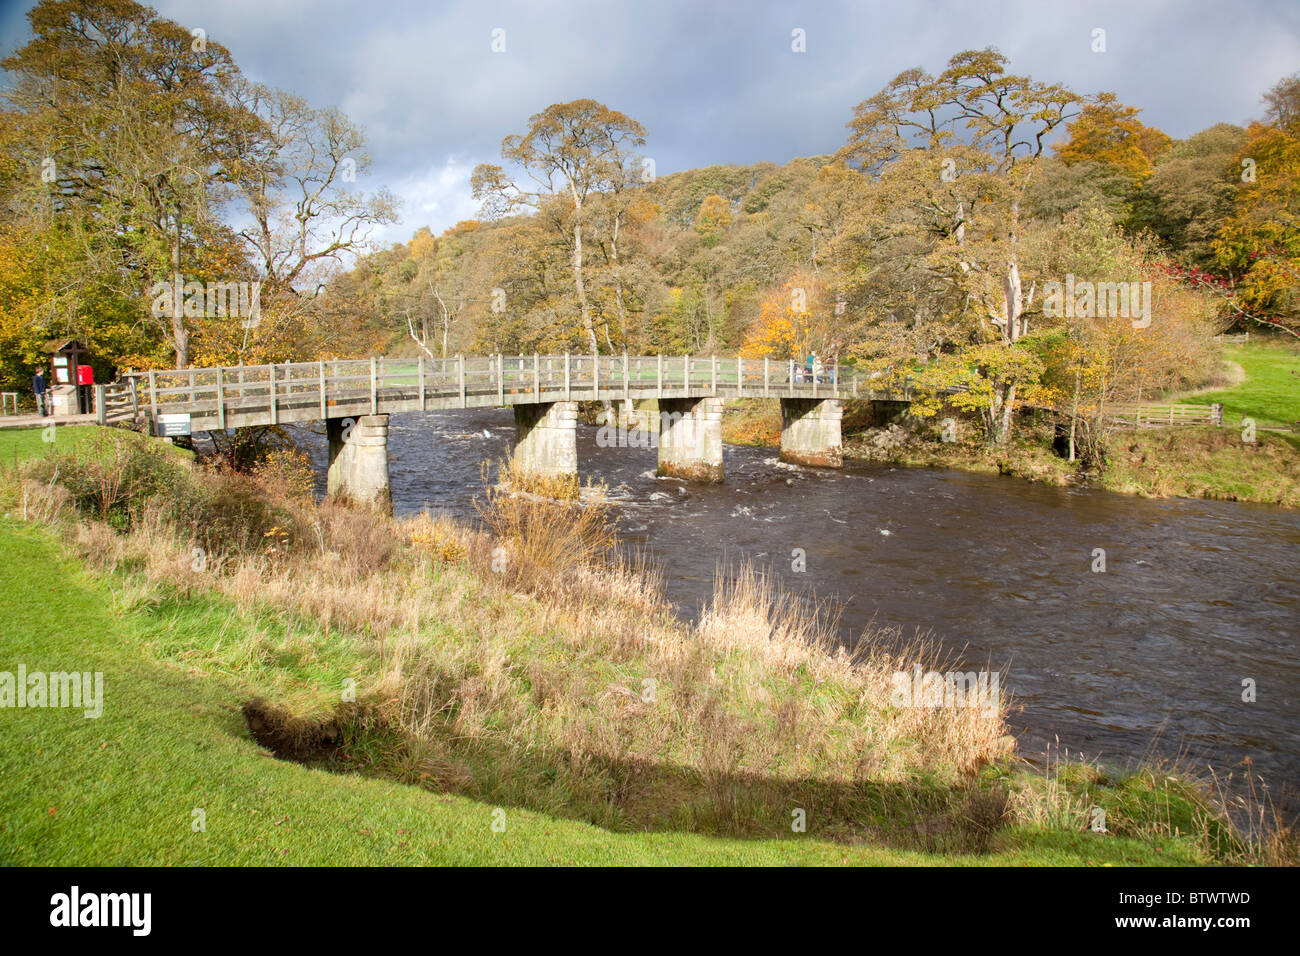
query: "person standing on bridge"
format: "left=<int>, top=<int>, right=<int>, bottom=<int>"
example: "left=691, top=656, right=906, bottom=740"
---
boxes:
left=812, top=352, right=824, bottom=384
left=33, top=368, right=48, bottom=417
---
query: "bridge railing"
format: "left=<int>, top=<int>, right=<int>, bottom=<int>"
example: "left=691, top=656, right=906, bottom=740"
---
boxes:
left=116, top=354, right=875, bottom=429
left=98, top=379, right=141, bottom=424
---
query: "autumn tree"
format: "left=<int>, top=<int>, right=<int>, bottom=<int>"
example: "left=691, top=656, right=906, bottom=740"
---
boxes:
left=0, top=0, right=395, bottom=373
left=1211, top=73, right=1300, bottom=337
left=1128, top=123, right=1246, bottom=269
left=1055, top=92, right=1173, bottom=183
left=741, top=272, right=823, bottom=360
left=472, top=99, right=647, bottom=354
left=839, top=48, right=1081, bottom=442
left=1026, top=201, right=1220, bottom=459
left=1, top=0, right=249, bottom=367
left=223, top=78, right=396, bottom=363
left=693, top=194, right=732, bottom=247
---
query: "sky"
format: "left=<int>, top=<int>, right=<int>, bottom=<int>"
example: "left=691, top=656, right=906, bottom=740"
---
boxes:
left=1, top=0, right=1297, bottom=249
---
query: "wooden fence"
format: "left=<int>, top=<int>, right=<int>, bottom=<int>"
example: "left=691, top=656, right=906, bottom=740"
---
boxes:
left=1107, top=402, right=1224, bottom=428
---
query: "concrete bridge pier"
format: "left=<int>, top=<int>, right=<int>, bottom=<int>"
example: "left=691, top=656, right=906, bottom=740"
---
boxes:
left=657, top=397, right=724, bottom=482
left=326, top=414, right=392, bottom=512
left=779, top=398, right=843, bottom=467
left=512, top=400, right=578, bottom=491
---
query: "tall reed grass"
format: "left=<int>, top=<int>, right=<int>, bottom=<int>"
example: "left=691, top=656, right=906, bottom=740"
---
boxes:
left=5, top=427, right=1292, bottom=859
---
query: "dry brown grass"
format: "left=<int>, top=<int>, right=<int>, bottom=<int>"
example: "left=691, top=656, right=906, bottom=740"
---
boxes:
left=472, top=458, right=619, bottom=601
left=36, top=467, right=1013, bottom=839
left=13, top=437, right=1287, bottom=856
left=1008, top=742, right=1299, bottom=866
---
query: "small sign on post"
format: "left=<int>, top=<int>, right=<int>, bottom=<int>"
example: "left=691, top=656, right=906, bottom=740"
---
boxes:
left=156, top=412, right=192, bottom=437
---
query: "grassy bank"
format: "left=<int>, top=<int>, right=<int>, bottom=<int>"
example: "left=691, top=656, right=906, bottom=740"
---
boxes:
left=1180, top=340, right=1300, bottom=429
left=722, top=399, right=1300, bottom=509
left=1, top=426, right=1288, bottom=865
left=1102, top=426, right=1300, bottom=505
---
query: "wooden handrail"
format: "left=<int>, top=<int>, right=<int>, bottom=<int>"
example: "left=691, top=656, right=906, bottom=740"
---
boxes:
left=107, top=354, right=880, bottom=430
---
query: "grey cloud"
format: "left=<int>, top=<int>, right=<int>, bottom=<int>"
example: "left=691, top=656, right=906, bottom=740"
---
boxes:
left=2, top=0, right=1296, bottom=239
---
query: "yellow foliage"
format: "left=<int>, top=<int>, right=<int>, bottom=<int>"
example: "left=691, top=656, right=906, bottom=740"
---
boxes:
left=1056, top=93, right=1172, bottom=182
left=740, top=271, right=822, bottom=360
left=407, top=519, right=468, bottom=563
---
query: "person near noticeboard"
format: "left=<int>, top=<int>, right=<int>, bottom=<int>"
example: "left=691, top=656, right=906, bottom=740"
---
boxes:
left=33, top=368, right=49, bottom=417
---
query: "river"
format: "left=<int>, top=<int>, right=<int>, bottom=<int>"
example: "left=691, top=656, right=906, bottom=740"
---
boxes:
left=294, top=409, right=1300, bottom=800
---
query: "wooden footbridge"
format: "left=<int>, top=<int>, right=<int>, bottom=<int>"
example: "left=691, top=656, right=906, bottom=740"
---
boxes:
left=95, top=354, right=914, bottom=509
left=97, top=354, right=903, bottom=431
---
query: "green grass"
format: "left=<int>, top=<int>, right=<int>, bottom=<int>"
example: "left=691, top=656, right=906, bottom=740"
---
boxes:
left=1102, top=426, right=1300, bottom=507
left=1182, top=340, right=1300, bottom=428
left=0, top=424, right=1247, bottom=864
left=0, top=422, right=98, bottom=468
left=0, top=520, right=1212, bottom=866
left=0, top=422, right=192, bottom=470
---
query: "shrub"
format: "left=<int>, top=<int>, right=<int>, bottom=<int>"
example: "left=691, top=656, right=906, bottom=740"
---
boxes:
left=475, top=459, right=616, bottom=592
left=22, top=430, right=190, bottom=531
left=407, top=513, right=468, bottom=563
left=251, top=447, right=316, bottom=501
left=175, top=470, right=303, bottom=556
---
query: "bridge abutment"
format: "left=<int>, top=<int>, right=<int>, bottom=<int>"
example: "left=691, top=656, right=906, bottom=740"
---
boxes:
left=779, top=398, right=843, bottom=467
left=657, top=397, right=724, bottom=482
left=512, top=401, right=579, bottom=492
left=326, top=414, right=392, bottom=512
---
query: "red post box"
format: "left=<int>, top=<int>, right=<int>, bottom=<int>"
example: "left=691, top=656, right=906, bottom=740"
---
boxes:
left=76, top=364, right=93, bottom=386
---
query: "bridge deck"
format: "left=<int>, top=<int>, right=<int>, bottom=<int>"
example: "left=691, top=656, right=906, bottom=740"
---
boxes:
left=98, top=354, right=913, bottom=432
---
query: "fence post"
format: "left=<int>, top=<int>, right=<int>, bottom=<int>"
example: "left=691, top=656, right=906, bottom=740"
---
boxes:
left=216, top=366, right=226, bottom=430
left=624, top=350, right=630, bottom=401
left=592, top=351, right=599, bottom=400
left=269, top=363, right=278, bottom=424
left=737, top=356, right=743, bottom=397
left=534, top=352, right=540, bottom=401
left=657, top=353, right=663, bottom=394
left=788, top=359, right=794, bottom=396
left=764, top=357, right=769, bottom=397
left=684, top=354, right=690, bottom=391
left=565, top=352, right=571, bottom=401
left=458, top=354, right=466, bottom=408
left=368, top=357, right=377, bottom=414
left=1212, top=402, right=1223, bottom=426
left=711, top=355, right=717, bottom=395
left=95, top=385, right=106, bottom=425
left=148, top=369, right=158, bottom=425
left=319, top=360, right=327, bottom=418
left=130, top=378, right=139, bottom=420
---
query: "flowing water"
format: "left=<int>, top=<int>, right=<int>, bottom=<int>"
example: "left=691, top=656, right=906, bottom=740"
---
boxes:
left=293, top=409, right=1300, bottom=798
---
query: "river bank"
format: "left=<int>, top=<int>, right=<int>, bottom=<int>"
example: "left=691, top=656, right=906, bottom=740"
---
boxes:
left=719, top=399, right=1300, bottom=509
left=2, top=425, right=1289, bottom=865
